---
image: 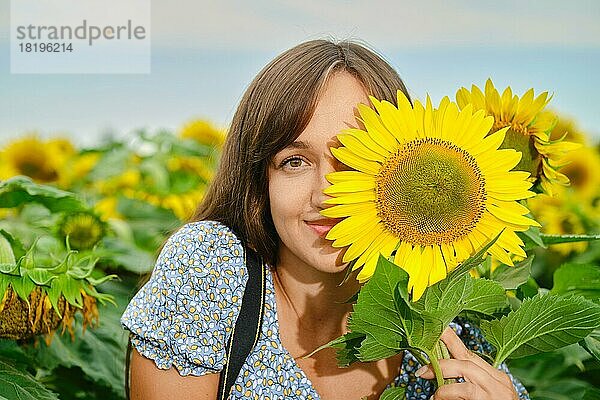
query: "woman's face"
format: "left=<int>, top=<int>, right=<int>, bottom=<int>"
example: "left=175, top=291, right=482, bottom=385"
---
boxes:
left=268, top=71, right=370, bottom=274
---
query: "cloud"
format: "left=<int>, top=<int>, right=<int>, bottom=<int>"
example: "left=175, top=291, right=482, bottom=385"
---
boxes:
left=149, top=0, right=600, bottom=50
left=1, top=0, right=598, bottom=49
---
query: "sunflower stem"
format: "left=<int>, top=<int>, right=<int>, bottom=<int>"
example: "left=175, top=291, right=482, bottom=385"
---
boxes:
left=433, top=339, right=455, bottom=385
left=412, top=350, right=429, bottom=367
left=423, top=347, right=444, bottom=389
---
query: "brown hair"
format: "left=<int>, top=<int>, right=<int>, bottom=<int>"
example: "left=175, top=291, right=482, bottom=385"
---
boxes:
left=191, top=39, right=411, bottom=267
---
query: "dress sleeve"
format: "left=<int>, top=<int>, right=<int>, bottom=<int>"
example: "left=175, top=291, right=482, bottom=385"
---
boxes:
left=399, top=317, right=531, bottom=400
left=120, top=220, right=247, bottom=376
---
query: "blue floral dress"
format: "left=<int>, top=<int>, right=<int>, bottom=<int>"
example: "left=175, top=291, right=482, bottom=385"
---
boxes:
left=121, top=220, right=530, bottom=399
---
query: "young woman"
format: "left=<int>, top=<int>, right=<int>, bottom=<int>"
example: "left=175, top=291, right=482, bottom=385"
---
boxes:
left=121, top=40, right=528, bottom=400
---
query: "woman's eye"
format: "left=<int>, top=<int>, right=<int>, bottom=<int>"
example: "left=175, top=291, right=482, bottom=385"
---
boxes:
left=281, top=157, right=307, bottom=169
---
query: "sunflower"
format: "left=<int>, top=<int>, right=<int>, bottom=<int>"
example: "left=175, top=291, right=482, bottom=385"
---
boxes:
left=134, top=189, right=204, bottom=220
left=179, top=119, right=226, bottom=148
left=57, top=152, right=101, bottom=189
left=528, top=190, right=591, bottom=255
left=322, top=93, right=539, bottom=300
left=57, top=211, right=106, bottom=250
left=0, top=135, right=71, bottom=182
left=558, top=146, right=600, bottom=201
left=456, top=79, right=580, bottom=196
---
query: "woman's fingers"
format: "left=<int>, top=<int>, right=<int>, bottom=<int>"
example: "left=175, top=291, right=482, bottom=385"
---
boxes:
left=439, top=327, right=508, bottom=382
left=415, top=359, right=493, bottom=386
left=416, top=327, right=519, bottom=399
left=430, top=382, right=485, bottom=400
left=430, top=380, right=518, bottom=400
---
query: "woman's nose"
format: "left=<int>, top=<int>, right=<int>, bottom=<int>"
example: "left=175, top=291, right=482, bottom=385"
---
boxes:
left=311, top=156, right=342, bottom=210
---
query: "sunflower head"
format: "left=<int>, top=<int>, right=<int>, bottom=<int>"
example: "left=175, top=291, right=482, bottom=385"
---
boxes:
left=558, top=146, right=600, bottom=201
left=528, top=191, right=591, bottom=255
left=58, top=152, right=101, bottom=189
left=179, top=119, right=226, bottom=148
left=0, top=135, right=59, bottom=182
left=57, top=211, right=106, bottom=250
left=322, top=91, right=539, bottom=300
left=456, top=79, right=580, bottom=196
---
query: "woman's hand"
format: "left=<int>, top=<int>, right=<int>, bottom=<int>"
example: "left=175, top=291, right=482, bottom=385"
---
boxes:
left=415, top=327, right=518, bottom=400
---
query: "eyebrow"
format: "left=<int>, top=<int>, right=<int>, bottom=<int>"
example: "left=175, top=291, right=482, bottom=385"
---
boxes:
left=283, top=140, right=310, bottom=150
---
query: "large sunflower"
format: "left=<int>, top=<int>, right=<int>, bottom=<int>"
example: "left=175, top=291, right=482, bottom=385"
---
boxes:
left=456, top=79, right=579, bottom=196
left=179, top=119, right=226, bottom=148
left=0, top=135, right=74, bottom=182
left=322, top=92, right=539, bottom=300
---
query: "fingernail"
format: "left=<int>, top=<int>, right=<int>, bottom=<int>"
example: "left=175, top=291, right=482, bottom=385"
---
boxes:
left=415, top=365, right=427, bottom=377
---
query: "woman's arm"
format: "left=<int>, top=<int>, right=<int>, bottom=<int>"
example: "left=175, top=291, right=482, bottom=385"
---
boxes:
left=129, top=348, right=220, bottom=400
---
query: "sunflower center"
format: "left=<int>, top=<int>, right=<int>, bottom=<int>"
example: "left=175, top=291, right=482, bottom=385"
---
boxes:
left=375, top=138, right=486, bottom=246
left=59, top=213, right=104, bottom=250
left=493, top=120, right=528, bottom=136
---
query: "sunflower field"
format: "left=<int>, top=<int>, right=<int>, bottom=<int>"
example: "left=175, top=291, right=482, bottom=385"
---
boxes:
left=0, top=120, right=224, bottom=399
left=1, top=84, right=599, bottom=399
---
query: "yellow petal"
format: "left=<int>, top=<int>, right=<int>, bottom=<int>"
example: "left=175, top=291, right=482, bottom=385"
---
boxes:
left=324, top=179, right=375, bottom=194
left=330, top=147, right=381, bottom=175
left=324, top=190, right=376, bottom=205
left=320, top=202, right=373, bottom=218
left=337, top=133, right=386, bottom=163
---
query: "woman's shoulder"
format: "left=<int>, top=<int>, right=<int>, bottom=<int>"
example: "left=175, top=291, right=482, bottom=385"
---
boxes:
left=160, top=219, right=246, bottom=277
left=120, top=219, right=249, bottom=376
left=170, top=219, right=244, bottom=255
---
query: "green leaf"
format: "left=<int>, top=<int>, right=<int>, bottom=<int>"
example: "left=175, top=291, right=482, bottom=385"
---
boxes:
left=45, top=279, right=64, bottom=316
left=0, top=230, right=26, bottom=264
left=33, top=279, right=131, bottom=396
left=0, top=359, right=59, bottom=400
left=85, top=146, right=130, bottom=181
left=355, top=334, right=402, bottom=362
left=0, top=176, right=87, bottom=212
left=0, top=264, right=19, bottom=275
left=579, top=328, right=600, bottom=361
left=24, top=268, right=57, bottom=286
left=480, top=293, right=600, bottom=366
left=491, top=256, right=534, bottom=290
left=540, top=234, right=600, bottom=245
left=10, top=275, right=36, bottom=304
left=519, top=225, right=546, bottom=251
left=305, top=332, right=365, bottom=367
left=95, top=239, right=155, bottom=274
left=583, top=387, right=600, bottom=400
left=67, top=255, right=99, bottom=279
left=140, top=158, right=170, bottom=193
left=462, top=278, right=509, bottom=317
left=57, top=274, right=84, bottom=308
left=0, top=234, right=16, bottom=267
left=515, top=277, right=539, bottom=301
left=449, top=231, right=502, bottom=278
left=392, top=288, right=444, bottom=352
left=415, top=273, right=473, bottom=325
left=379, top=386, right=406, bottom=400
left=551, top=263, right=600, bottom=301
left=348, top=256, right=409, bottom=350
left=0, top=275, right=8, bottom=302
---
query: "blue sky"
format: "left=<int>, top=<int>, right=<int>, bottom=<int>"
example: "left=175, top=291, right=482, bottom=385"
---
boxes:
left=1, top=0, right=599, bottom=146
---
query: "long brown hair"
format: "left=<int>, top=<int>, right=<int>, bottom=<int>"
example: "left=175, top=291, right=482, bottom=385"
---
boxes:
left=125, top=39, right=411, bottom=399
left=191, top=39, right=411, bottom=266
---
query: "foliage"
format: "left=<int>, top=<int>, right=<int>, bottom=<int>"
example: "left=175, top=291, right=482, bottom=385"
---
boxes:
left=0, top=111, right=599, bottom=400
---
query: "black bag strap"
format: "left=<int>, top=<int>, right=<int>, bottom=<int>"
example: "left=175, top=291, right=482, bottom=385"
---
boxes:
left=217, top=247, right=265, bottom=400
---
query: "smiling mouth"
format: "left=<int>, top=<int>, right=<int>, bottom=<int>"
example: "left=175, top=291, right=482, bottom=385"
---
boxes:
left=305, top=219, right=342, bottom=237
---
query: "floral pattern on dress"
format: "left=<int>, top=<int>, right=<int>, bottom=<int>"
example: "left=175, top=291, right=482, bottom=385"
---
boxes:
left=121, top=220, right=530, bottom=399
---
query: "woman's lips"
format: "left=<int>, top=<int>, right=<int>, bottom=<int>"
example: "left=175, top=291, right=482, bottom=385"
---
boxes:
left=305, top=219, right=341, bottom=238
